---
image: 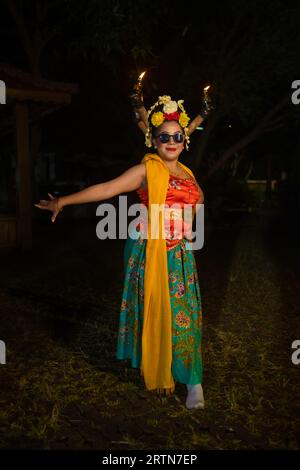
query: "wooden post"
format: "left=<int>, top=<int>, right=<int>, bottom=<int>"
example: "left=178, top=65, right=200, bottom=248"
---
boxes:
left=15, top=102, right=32, bottom=249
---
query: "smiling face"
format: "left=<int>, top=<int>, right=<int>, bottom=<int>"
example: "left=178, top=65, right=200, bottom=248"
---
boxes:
left=152, top=121, right=185, bottom=163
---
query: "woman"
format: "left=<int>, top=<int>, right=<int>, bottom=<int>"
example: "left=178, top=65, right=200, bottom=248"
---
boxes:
left=34, top=93, right=212, bottom=410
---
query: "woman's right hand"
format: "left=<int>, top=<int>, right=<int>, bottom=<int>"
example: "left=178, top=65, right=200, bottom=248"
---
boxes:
left=34, top=193, right=63, bottom=223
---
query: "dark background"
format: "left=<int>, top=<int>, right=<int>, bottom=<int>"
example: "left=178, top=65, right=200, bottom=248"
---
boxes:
left=0, top=0, right=300, bottom=454
left=0, top=0, right=299, bottom=207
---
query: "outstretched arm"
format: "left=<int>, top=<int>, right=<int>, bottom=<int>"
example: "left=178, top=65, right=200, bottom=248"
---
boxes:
left=130, top=75, right=149, bottom=135
left=60, top=163, right=146, bottom=205
left=135, top=107, right=148, bottom=134
left=187, top=115, right=204, bottom=137
left=187, top=88, right=214, bottom=137
left=34, top=163, right=146, bottom=223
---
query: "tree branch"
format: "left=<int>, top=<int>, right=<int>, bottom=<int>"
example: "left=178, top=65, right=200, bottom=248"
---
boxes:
left=201, top=93, right=291, bottom=182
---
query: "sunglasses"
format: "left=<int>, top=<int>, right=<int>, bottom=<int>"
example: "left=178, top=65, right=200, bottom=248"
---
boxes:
left=155, top=132, right=185, bottom=144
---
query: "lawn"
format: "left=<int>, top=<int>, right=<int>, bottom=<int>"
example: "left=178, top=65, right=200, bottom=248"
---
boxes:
left=0, top=210, right=299, bottom=450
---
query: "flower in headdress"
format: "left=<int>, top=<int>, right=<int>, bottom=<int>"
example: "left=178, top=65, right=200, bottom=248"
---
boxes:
left=159, top=95, right=171, bottom=104
left=151, top=111, right=164, bottom=127
left=163, top=100, right=178, bottom=114
left=179, top=112, right=190, bottom=128
left=146, top=95, right=191, bottom=150
left=164, top=111, right=180, bottom=121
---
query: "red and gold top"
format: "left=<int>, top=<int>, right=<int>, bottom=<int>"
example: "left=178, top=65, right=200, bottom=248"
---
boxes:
left=136, top=174, right=201, bottom=250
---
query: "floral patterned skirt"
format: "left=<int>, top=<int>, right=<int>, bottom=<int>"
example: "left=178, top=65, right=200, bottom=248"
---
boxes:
left=116, top=233, right=203, bottom=385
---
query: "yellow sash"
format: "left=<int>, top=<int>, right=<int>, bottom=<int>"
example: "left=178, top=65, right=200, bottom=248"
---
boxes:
left=140, top=153, right=196, bottom=394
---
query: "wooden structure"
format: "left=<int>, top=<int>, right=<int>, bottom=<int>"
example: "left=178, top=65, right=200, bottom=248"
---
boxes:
left=0, top=63, right=78, bottom=249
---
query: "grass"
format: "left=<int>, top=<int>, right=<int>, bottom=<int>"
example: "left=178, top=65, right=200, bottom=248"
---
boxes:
left=0, top=213, right=299, bottom=449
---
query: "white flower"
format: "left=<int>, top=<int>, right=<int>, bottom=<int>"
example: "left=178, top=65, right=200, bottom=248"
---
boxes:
left=163, top=100, right=178, bottom=114
left=158, top=95, right=171, bottom=104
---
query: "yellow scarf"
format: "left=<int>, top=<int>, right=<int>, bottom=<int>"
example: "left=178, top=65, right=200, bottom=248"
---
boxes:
left=140, top=153, right=196, bottom=394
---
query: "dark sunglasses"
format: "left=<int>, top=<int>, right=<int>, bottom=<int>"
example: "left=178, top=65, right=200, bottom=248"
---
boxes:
left=156, top=132, right=185, bottom=144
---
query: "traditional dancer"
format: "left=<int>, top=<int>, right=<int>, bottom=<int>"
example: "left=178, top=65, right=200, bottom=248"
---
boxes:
left=34, top=80, right=213, bottom=410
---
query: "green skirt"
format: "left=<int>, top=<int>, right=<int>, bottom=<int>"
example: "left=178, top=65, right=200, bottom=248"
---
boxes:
left=116, top=232, right=203, bottom=385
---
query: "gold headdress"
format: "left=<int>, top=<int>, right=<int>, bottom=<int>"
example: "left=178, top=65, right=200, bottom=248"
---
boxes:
left=145, top=95, right=191, bottom=150
left=131, top=71, right=213, bottom=150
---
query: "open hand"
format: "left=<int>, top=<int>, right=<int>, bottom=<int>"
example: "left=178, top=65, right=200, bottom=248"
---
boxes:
left=34, top=193, right=63, bottom=223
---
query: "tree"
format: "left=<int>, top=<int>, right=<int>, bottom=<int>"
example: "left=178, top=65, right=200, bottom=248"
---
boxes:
left=176, top=0, right=300, bottom=181
left=3, top=0, right=299, bottom=184
left=4, top=0, right=63, bottom=78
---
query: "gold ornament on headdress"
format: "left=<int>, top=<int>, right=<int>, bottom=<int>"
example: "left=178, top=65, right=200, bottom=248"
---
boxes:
left=131, top=72, right=214, bottom=147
